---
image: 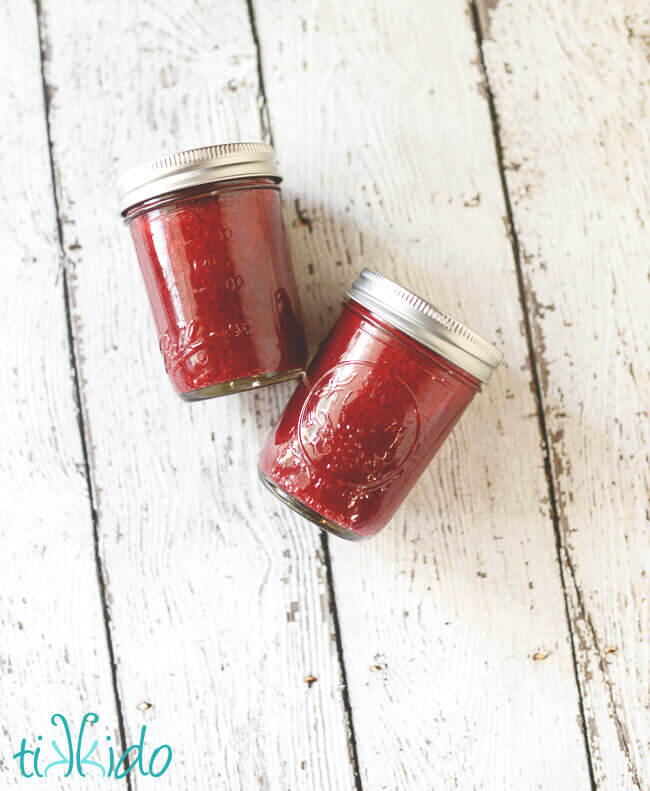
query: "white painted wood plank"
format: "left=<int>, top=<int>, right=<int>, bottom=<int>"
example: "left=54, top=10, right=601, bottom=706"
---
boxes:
left=482, top=2, right=649, bottom=787
left=38, top=0, right=356, bottom=788
left=0, top=2, right=126, bottom=787
left=255, top=0, right=593, bottom=788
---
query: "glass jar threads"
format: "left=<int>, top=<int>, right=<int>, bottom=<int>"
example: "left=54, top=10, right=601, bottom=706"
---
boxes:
left=259, top=269, right=503, bottom=540
left=118, top=143, right=307, bottom=400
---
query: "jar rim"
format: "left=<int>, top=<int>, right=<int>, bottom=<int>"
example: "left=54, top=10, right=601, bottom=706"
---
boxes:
left=117, top=142, right=281, bottom=214
left=346, top=269, right=503, bottom=383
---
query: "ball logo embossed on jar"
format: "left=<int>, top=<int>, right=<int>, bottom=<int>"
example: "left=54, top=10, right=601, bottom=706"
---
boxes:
left=298, top=361, right=420, bottom=488
left=159, top=321, right=204, bottom=374
left=159, top=319, right=253, bottom=374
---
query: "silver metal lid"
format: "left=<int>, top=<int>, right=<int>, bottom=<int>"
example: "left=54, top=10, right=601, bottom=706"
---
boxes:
left=117, top=142, right=281, bottom=213
left=346, top=269, right=503, bottom=383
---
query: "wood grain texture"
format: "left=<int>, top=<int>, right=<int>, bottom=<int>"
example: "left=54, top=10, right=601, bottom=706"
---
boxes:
left=482, top=1, right=649, bottom=787
left=37, top=0, right=356, bottom=788
left=255, top=0, right=594, bottom=787
left=5, top=0, right=647, bottom=787
left=0, top=1, right=126, bottom=787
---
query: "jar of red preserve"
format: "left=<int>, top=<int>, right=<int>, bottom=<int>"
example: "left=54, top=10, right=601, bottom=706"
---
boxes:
left=118, top=143, right=307, bottom=400
left=258, top=269, right=503, bottom=540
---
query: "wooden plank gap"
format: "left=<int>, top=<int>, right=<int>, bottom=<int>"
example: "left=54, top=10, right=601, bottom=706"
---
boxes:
left=247, top=0, right=363, bottom=780
left=320, top=533, right=364, bottom=791
left=246, top=0, right=363, bottom=781
left=33, top=1, right=132, bottom=785
left=469, top=3, right=598, bottom=788
left=245, top=0, right=274, bottom=145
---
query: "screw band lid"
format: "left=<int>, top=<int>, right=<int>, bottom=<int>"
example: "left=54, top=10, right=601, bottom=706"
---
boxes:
left=117, top=142, right=280, bottom=213
left=346, top=269, right=503, bottom=383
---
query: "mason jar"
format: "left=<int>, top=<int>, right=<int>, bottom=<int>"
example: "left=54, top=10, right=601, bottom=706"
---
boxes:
left=118, top=143, right=307, bottom=400
left=258, top=269, right=503, bottom=540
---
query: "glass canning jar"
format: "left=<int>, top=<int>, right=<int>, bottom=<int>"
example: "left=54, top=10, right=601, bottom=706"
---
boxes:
left=118, top=143, right=307, bottom=400
left=258, top=269, right=503, bottom=540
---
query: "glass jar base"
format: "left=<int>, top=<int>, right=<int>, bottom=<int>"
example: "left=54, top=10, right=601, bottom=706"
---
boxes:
left=258, top=470, right=365, bottom=542
left=180, top=368, right=304, bottom=402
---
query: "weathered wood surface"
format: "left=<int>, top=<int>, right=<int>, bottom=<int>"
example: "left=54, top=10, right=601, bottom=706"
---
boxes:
left=2, top=0, right=647, bottom=787
left=0, top=1, right=126, bottom=788
left=37, top=0, right=355, bottom=788
left=256, top=0, right=595, bottom=787
left=481, top=1, right=649, bottom=787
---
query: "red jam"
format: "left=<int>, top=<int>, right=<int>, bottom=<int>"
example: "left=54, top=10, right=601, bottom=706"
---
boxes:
left=258, top=279, right=498, bottom=540
left=120, top=146, right=306, bottom=400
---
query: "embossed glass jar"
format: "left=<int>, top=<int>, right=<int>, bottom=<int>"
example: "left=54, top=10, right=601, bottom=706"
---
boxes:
left=259, top=270, right=503, bottom=540
left=118, top=143, right=307, bottom=400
